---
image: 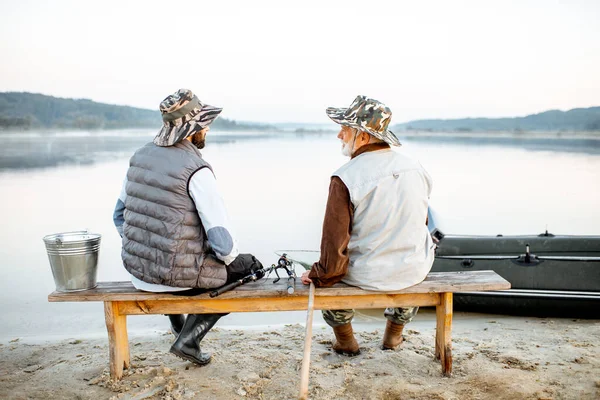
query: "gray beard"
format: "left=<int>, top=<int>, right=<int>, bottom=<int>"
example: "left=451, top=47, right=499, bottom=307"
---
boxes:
left=341, top=141, right=353, bottom=157
left=341, top=130, right=358, bottom=157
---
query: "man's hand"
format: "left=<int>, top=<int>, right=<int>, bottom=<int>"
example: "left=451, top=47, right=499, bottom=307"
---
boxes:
left=301, top=271, right=313, bottom=285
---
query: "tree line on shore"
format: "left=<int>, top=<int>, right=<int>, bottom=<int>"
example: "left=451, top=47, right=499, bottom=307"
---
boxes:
left=0, top=92, right=275, bottom=131
left=2, top=92, right=599, bottom=133
left=393, top=107, right=600, bottom=132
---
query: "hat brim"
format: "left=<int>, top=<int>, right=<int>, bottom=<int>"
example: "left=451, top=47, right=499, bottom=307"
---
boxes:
left=154, top=104, right=223, bottom=147
left=326, top=107, right=402, bottom=147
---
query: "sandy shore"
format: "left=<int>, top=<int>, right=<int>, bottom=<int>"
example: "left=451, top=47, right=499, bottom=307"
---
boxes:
left=1, top=311, right=599, bottom=400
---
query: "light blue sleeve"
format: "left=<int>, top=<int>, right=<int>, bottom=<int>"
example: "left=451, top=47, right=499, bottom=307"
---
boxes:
left=189, top=168, right=239, bottom=265
left=113, top=175, right=127, bottom=238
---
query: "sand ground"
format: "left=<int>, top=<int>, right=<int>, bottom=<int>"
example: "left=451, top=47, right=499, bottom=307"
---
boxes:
left=1, top=311, right=599, bottom=400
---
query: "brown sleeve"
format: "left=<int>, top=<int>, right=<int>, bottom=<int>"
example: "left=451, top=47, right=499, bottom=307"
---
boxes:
left=308, top=176, right=353, bottom=287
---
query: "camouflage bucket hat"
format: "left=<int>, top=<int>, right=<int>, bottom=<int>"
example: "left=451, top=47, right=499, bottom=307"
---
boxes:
left=153, top=89, right=222, bottom=147
left=326, top=95, right=401, bottom=146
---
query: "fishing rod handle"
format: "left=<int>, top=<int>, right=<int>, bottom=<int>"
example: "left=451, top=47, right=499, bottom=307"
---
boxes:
left=210, top=279, right=243, bottom=298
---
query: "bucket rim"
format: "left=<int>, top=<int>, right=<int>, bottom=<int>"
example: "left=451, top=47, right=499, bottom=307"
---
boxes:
left=43, top=231, right=102, bottom=245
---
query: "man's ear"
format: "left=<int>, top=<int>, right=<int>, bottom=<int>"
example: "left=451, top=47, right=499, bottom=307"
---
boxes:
left=360, top=131, right=371, bottom=144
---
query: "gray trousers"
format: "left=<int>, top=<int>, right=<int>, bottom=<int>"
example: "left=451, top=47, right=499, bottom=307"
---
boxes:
left=322, top=307, right=419, bottom=327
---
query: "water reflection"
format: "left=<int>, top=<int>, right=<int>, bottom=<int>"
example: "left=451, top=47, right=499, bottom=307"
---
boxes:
left=402, top=132, right=600, bottom=154
left=0, top=129, right=598, bottom=170
left=0, top=132, right=599, bottom=340
left=0, top=129, right=332, bottom=170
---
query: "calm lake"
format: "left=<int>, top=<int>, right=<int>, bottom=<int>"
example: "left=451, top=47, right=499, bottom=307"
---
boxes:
left=1, top=130, right=599, bottom=342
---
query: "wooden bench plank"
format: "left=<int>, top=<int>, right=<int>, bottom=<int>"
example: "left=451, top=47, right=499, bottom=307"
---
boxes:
left=116, top=293, right=441, bottom=315
left=48, top=271, right=510, bottom=302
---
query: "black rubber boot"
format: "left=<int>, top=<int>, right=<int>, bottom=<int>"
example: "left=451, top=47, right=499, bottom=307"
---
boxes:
left=167, top=314, right=186, bottom=336
left=169, top=313, right=226, bottom=365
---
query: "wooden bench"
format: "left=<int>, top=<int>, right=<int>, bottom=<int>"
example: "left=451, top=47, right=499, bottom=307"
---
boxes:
left=48, top=270, right=509, bottom=384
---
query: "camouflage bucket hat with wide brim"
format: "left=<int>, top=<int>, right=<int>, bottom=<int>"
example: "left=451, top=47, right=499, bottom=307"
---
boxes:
left=154, top=89, right=222, bottom=147
left=326, top=95, right=401, bottom=147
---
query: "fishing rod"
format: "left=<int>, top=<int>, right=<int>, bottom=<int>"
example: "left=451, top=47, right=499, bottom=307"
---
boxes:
left=209, top=253, right=299, bottom=297
left=209, top=264, right=269, bottom=298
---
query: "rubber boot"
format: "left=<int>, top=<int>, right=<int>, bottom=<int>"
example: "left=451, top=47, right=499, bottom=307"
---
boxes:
left=169, top=313, right=226, bottom=365
left=331, top=323, right=360, bottom=356
left=382, top=320, right=405, bottom=350
left=167, top=314, right=186, bottom=336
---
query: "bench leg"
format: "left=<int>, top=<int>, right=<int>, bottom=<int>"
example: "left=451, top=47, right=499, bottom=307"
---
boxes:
left=435, top=293, right=453, bottom=376
left=104, top=301, right=130, bottom=380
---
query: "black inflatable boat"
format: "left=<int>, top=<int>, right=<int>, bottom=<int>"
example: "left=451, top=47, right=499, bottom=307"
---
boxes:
left=431, top=231, right=600, bottom=318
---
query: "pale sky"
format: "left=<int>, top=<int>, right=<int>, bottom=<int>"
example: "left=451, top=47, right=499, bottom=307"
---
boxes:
left=1, top=0, right=599, bottom=124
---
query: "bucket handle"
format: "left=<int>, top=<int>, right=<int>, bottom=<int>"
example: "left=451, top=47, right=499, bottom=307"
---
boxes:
left=54, top=229, right=90, bottom=246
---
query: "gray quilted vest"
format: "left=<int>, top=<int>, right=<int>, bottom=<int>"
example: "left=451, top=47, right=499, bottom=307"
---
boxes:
left=121, top=140, right=227, bottom=288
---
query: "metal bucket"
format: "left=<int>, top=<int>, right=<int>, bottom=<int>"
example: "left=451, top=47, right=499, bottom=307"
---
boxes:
left=43, top=231, right=101, bottom=292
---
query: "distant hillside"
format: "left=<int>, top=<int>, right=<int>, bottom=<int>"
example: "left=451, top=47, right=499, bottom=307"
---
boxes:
left=0, top=92, right=275, bottom=131
left=394, top=107, right=600, bottom=132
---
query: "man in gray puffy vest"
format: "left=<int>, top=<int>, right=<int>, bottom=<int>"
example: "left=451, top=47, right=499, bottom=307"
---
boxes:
left=113, top=89, right=262, bottom=366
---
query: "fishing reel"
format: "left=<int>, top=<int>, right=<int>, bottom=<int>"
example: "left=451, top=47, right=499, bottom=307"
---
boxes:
left=209, top=253, right=299, bottom=298
left=268, top=253, right=297, bottom=294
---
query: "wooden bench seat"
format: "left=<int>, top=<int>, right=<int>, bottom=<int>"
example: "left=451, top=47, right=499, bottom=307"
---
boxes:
left=48, top=270, right=510, bottom=384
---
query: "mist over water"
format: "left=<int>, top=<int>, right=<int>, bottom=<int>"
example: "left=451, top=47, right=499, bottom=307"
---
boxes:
left=1, top=130, right=599, bottom=341
left=1, top=129, right=599, bottom=170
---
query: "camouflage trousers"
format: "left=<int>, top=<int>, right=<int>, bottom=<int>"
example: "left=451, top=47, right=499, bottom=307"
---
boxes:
left=322, top=307, right=419, bottom=328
